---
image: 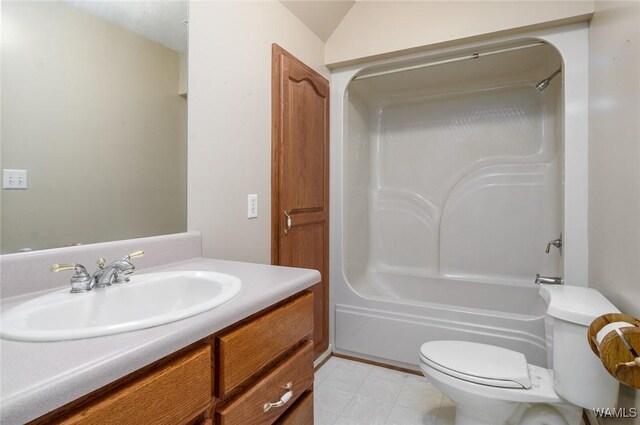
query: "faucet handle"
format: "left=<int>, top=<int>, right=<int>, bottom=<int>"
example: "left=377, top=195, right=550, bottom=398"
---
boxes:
left=545, top=233, right=563, bottom=254
left=51, top=263, right=80, bottom=273
left=50, top=263, right=93, bottom=293
left=113, top=251, right=143, bottom=284
left=545, top=242, right=553, bottom=253
left=123, top=250, right=144, bottom=261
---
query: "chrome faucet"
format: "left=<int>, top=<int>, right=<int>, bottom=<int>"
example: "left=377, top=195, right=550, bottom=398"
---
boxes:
left=50, top=250, right=144, bottom=293
left=535, top=273, right=564, bottom=285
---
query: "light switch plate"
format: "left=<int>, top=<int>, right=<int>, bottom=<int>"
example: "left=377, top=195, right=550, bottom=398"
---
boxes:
left=247, top=194, right=258, bottom=218
left=3, top=169, right=28, bottom=189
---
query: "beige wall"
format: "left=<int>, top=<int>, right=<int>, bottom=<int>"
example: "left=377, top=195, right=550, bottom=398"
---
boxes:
left=589, top=1, right=640, bottom=421
left=179, top=52, right=189, bottom=96
left=325, top=1, right=594, bottom=67
left=187, top=1, right=327, bottom=264
left=1, top=1, right=187, bottom=253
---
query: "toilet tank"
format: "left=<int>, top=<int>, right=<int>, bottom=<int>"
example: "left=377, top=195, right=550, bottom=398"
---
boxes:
left=539, top=285, right=620, bottom=409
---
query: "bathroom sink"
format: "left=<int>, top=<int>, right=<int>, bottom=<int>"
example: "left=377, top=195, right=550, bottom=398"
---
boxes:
left=0, top=271, right=242, bottom=342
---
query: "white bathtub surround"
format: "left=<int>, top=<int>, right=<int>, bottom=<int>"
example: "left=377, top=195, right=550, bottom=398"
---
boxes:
left=330, top=24, right=589, bottom=368
left=314, top=357, right=454, bottom=425
left=349, top=78, right=563, bottom=282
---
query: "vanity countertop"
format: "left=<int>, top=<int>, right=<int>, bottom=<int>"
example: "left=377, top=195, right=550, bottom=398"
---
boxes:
left=0, top=257, right=321, bottom=425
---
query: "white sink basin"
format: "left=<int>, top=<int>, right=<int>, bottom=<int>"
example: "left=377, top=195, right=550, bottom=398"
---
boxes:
left=0, top=271, right=242, bottom=342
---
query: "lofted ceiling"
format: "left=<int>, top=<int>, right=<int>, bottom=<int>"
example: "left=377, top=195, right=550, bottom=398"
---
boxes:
left=65, top=0, right=189, bottom=52
left=280, top=0, right=355, bottom=42
left=65, top=0, right=352, bottom=51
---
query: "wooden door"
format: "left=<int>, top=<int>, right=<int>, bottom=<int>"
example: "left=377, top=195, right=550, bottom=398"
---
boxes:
left=271, top=44, right=329, bottom=358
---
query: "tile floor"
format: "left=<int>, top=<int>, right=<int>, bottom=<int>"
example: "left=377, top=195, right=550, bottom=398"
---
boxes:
left=314, top=357, right=455, bottom=425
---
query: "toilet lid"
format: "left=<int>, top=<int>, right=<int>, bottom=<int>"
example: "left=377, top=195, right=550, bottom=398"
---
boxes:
left=420, top=341, right=532, bottom=389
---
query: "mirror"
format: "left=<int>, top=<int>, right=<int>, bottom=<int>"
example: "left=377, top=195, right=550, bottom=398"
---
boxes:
left=1, top=1, right=188, bottom=254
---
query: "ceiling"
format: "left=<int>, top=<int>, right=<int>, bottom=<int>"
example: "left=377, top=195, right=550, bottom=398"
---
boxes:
left=65, top=0, right=352, bottom=51
left=280, top=0, right=355, bottom=42
left=65, top=0, right=188, bottom=52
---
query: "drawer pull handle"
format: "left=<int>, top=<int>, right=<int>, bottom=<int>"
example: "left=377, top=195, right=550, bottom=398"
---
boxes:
left=262, top=382, right=293, bottom=413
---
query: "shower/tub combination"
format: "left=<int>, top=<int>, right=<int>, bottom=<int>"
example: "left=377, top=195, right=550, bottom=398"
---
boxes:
left=330, top=25, right=590, bottom=370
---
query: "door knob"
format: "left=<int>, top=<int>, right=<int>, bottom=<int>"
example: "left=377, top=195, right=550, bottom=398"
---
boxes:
left=284, top=210, right=292, bottom=234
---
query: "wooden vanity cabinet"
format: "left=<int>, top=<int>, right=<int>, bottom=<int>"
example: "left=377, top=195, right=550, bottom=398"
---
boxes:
left=28, top=290, right=314, bottom=425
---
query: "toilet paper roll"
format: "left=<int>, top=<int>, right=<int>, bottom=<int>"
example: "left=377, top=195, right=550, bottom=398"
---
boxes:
left=596, top=321, right=635, bottom=345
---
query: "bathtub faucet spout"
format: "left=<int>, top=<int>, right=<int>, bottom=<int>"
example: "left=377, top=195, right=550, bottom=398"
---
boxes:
left=534, top=273, right=564, bottom=285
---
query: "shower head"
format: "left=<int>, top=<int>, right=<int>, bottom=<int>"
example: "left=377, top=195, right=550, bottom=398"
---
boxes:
left=536, top=68, right=562, bottom=91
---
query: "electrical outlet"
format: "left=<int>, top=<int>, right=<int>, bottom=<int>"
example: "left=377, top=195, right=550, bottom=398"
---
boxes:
left=247, top=194, right=258, bottom=218
left=3, top=169, right=28, bottom=189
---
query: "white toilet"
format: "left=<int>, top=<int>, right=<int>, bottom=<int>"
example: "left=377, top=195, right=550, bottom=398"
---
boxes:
left=419, top=285, right=621, bottom=425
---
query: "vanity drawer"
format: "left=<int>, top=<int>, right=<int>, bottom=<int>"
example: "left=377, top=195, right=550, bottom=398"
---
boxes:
left=275, top=390, right=313, bottom=425
left=216, top=340, right=314, bottom=425
left=215, top=291, right=313, bottom=398
left=60, top=345, right=212, bottom=425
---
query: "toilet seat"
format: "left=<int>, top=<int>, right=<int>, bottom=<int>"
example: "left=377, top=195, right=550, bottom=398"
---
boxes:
left=420, top=358, right=568, bottom=404
left=419, top=341, right=531, bottom=389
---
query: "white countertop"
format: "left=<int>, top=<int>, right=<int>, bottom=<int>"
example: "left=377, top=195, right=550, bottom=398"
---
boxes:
left=0, top=257, right=321, bottom=425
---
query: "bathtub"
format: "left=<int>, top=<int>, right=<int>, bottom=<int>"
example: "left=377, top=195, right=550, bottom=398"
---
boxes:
left=335, top=271, right=548, bottom=368
left=329, top=26, right=590, bottom=372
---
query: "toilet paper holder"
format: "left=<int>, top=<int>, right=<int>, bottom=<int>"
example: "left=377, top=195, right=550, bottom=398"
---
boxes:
left=588, top=313, right=640, bottom=389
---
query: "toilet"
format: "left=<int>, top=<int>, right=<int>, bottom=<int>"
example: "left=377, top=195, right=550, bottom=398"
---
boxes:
left=419, top=285, right=621, bottom=425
